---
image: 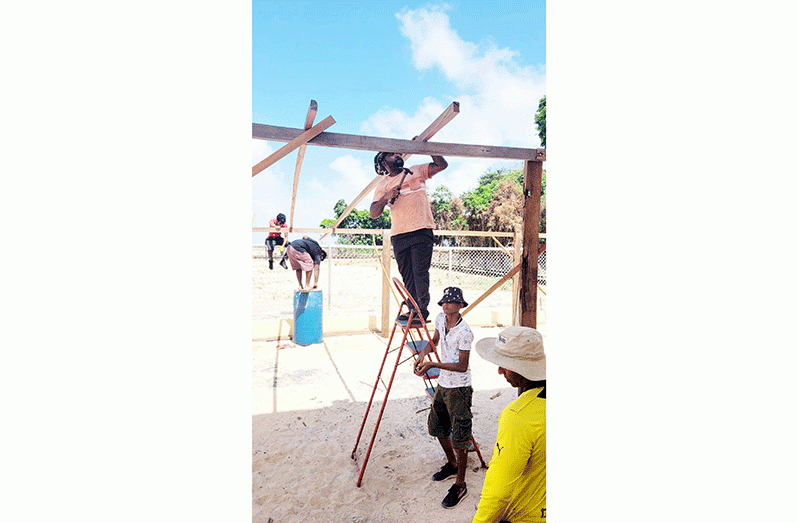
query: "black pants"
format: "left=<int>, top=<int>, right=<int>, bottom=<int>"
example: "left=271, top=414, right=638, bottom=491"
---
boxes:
left=265, top=236, right=284, bottom=260
left=392, top=233, right=433, bottom=319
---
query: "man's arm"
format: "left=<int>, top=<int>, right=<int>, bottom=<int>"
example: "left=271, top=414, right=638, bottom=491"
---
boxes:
left=415, top=328, right=439, bottom=369
left=427, top=155, right=448, bottom=177
left=417, top=349, right=469, bottom=374
left=370, top=186, right=400, bottom=219
left=472, top=416, right=532, bottom=523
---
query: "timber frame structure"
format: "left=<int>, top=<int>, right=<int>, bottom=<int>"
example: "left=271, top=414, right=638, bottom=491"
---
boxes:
left=253, top=100, right=545, bottom=330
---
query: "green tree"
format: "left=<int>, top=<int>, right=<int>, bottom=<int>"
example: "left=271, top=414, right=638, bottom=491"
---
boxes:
left=320, top=199, right=390, bottom=245
left=430, top=166, right=546, bottom=247
left=535, top=96, right=546, bottom=147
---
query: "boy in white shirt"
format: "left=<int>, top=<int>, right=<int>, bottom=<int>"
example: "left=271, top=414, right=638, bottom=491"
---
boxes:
left=414, top=286, right=474, bottom=509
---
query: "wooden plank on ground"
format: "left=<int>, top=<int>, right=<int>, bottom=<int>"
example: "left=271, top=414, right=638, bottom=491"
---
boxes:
left=252, top=115, right=335, bottom=177
left=289, top=100, right=318, bottom=230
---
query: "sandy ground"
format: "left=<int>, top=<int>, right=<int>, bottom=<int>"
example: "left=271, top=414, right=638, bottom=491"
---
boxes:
left=252, top=250, right=515, bottom=321
left=252, top=325, right=542, bottom=523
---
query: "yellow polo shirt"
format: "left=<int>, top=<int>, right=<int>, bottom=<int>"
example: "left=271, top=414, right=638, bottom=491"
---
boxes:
left=473, top=388, right=546, bottom=523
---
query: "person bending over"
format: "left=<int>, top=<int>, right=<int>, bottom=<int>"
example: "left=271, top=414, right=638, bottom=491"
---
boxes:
left=285, top=237, right=327, bottom=290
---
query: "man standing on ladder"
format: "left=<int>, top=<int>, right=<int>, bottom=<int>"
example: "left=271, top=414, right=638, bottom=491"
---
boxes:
left=370, top=151, right=447, bottom=325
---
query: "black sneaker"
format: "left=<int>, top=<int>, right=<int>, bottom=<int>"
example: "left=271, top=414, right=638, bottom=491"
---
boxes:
left=269, top=260, right=274, bottom=270
left=432, top=462, right=457, bottom=481
left=279, top=258, right=287, bottom=269
left=441, top=483, right=467, bottom=509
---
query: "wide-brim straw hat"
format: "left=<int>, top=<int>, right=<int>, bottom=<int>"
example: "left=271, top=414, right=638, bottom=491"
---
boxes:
left=475, top=326, right=545, bottom=381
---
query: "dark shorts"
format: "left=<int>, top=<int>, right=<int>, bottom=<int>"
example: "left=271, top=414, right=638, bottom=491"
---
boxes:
left=427, top=385, right=473, bottom=449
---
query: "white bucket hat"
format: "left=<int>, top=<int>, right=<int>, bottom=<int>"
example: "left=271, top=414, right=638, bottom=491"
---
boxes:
left=475, top=326, right=545, bottom=381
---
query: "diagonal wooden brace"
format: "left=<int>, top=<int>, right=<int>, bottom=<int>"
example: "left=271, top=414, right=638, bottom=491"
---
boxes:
left=252, top=115, right=335, bottom=177
left=289, top=100, right=318, bottom=230
left=461, top=262, right=522, bottom=317
left=319, top=102, right=459, bottom=240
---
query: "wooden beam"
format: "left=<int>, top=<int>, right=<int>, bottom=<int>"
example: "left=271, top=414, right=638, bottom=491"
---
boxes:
left=253, top=123, right=545, bottom=161
left=253, top=227, right=519, bottom=237
left=289, top=100, right=318, bottom=231
left=461, top=263, right=522, bottom=317
left=318, top=102, right=461, bottom=241
left=520, top=160, right=543, bottom=327
left=401, top=101, right=459, bottom=161
left=252, top=115, right=336, bottom=177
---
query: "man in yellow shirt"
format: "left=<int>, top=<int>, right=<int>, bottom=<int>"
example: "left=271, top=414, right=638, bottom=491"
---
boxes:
left=473, top=326, right=546, bottom=523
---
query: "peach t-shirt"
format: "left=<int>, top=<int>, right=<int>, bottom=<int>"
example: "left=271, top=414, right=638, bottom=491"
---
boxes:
left=372, top=163, right=435, bottom=236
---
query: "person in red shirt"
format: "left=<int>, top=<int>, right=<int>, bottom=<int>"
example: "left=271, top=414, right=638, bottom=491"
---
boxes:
left=265, top=213, right=288, bottom=270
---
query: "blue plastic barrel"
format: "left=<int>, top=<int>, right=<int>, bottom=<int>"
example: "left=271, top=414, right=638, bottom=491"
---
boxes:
left=293, top=289, right=323, bottom=345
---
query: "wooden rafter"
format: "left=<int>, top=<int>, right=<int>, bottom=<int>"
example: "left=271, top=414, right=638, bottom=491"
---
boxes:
left=253, top=123, right=544, bottom=161
left=289, top=100, right=318, bottom=231
left=251, top=100, right=545, bottom=330
left=252, top=115, right=336, bottom=177
left=253, top=227, right=524, bottom=237
left=318, top=102, right=460, bottom=241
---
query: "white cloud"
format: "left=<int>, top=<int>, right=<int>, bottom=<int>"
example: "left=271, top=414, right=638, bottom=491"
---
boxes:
left=252, top=5, right=544, bottom=241
left=394, top=5, right=545, bottom=149
left=329, top=154, right=372, bottom=189
left=360, top=5, right=544, bottom=200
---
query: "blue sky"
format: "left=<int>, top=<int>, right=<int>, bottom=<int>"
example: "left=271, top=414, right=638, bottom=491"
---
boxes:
left=6, top=2, right=798, bottom=519
left=252, top=1, right=546, bottom=241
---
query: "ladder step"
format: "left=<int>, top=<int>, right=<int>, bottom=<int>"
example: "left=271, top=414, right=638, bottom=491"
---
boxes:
left=396, top=317, right=427, bottom=328
left=423, top=368, right=440, bottom=379
left=405, top=340, right=428, bottom=353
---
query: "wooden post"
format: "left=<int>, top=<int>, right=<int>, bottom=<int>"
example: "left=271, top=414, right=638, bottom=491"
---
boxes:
left=289, top=100, right=318, bottom=231
left=381, top=232, right=391, bottom=337
left=512, top=229, right=521, bottom=325
left=520, top=160, right=543, bottom=328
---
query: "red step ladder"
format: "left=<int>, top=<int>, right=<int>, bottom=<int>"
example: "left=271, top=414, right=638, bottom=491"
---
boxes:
left=350, top=277, right=487, bottom=487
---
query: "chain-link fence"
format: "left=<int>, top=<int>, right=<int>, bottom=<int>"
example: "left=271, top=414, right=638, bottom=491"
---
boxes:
left=252, top=243, right=545, bottom=321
